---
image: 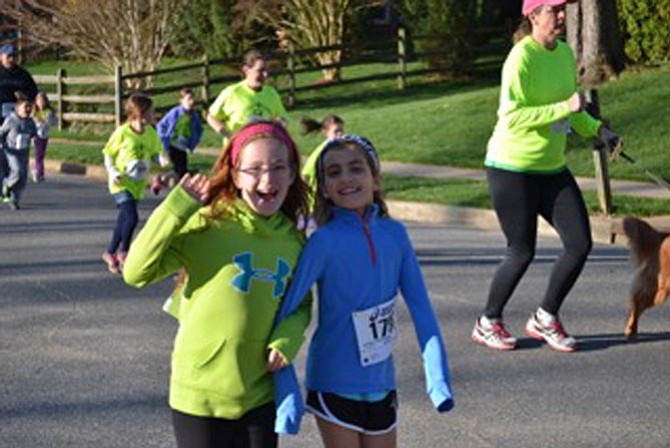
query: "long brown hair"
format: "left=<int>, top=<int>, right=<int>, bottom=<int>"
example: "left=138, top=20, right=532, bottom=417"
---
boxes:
left=513, top=16, right=533, bottom=43
left=313, top=138, right=389, bottom=226
left=206, top=120, right=309, bottom=224
left=172, top=121, right=309, bottom=294
left=125, top=93, right=153, bottom=122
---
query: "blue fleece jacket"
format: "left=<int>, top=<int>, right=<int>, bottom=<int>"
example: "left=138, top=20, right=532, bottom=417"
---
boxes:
left=156, top=105, right=203, bottom=152
left=272, top=205, right=454, bottom=427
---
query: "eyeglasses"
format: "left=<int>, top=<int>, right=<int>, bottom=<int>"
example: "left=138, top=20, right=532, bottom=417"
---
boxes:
left=237, top=164, right=291, bottom=179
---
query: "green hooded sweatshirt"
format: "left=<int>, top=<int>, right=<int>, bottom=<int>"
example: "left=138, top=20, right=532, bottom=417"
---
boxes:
left=123, top=187, right=311, bottom=419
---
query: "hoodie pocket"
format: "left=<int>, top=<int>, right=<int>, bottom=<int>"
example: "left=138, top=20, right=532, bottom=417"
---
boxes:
left=174, top=333, right=227, bottom=371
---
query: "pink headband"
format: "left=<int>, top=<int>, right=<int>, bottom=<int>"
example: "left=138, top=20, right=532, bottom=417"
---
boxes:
left=229, top=122, right=297, bottom=166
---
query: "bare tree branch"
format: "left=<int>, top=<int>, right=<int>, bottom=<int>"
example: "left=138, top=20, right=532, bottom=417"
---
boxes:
left=1, top=0, right=187, bottom=88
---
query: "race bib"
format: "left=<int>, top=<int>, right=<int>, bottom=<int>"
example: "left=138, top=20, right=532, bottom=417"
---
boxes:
left=15, top=133, right=30, bottom=150
left=172, top=134, right=189, bottom=151
left=550, top=119, right=571, bottom=134
left=351, top=297, right=397, bottom=367
left=1, top=102, right=15, bottom=118
left=125, top=159, right=149, bottom=180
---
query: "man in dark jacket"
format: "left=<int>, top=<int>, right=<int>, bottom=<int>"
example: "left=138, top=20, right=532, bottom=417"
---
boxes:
left=0, top=43, right=37, bottom=192
left=0, top=44, right=38, bottom=122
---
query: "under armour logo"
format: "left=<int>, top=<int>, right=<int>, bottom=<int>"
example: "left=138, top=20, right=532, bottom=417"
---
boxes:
left=230, top=252, right=290, bottom=298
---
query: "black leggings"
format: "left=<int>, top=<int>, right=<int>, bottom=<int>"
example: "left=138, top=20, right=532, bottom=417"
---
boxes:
left=484, top=167, right=592, bottom=318
left=168, top=147, right=189, bottom=180
left=172, top=402, right=277, bottom=448
left=107, top=199, right=139, bottom=255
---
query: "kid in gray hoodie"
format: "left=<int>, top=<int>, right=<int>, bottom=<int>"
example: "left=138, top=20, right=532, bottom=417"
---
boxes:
left=0, top=96, right=36, bottom=210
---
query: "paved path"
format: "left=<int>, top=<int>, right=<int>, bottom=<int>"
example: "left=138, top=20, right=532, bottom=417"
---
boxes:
left=2, top=175, right=670, bottom=447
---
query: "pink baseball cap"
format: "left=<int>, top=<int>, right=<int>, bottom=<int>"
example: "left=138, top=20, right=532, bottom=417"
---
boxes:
left=522, top=0, right=574, bottom=16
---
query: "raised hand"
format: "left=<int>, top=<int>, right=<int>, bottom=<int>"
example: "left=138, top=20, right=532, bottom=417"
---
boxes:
left=267, top=348, right=287, bottom=372
left=567, top=92, right=585, bottom=113
left=179, top=173, right=211, bottom=204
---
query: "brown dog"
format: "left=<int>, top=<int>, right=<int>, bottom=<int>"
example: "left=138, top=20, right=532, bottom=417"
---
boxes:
left=622, top=217, right=670, bottom=339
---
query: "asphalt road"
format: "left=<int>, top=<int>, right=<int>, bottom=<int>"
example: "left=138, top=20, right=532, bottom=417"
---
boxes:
left=2, top=175, right=670, bottom=448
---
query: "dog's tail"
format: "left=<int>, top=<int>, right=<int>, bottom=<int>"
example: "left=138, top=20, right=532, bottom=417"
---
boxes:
left=623, top=217, right=665, bottom=264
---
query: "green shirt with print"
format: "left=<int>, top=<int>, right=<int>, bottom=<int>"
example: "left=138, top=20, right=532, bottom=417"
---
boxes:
left=123, top=188, right=311, bottom=419
left=171, top=113, right=192, bottom=150
left=208, top=80, right=289, bottom=137
left=102, top=123, right=163, bottom=199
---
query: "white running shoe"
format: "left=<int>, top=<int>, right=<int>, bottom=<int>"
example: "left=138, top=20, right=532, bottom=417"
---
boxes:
left=471, top=317, right=517, bottom=350
left=525, top=313, right=577, bottom=352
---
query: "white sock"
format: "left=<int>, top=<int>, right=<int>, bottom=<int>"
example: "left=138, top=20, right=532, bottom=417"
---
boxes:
left=536, top=308, right=556, bottom=324
left=480, top=315, right=500, bottom=328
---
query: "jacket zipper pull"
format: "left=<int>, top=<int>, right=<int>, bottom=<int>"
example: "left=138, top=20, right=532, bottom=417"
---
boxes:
left=363, top=223, right=377, bottom=265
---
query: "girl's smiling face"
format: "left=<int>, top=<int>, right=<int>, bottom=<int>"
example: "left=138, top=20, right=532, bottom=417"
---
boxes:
left=233, top=137, right=295, bottom=217
left=321, top=145, right=379, bottom=217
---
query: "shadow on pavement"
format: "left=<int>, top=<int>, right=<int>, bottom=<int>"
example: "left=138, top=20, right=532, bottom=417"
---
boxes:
left=575, top=331, right=670, bottom=352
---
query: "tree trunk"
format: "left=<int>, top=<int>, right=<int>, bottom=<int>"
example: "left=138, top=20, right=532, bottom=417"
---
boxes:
left=566, top=0, right=625, bottom=87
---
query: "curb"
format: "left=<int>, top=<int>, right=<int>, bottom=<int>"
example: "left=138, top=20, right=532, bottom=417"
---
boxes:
left=42, top=158, right=632, bottom=246
left=387, top=201, right=622, bottom=246
left=44, top=158, right=109, bottom=182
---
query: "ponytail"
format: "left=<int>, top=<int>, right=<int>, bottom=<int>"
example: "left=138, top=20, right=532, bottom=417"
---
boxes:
left=513, top=16, right=532, bottom=43
left=300, top=116, right=322, bottom=135
left=300, top=114, right=345, bottom=136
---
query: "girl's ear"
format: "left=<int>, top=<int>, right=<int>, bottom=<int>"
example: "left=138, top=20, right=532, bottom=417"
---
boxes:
left=232, top=169, right=242, bottom=189
left=373, top=174, right=381, bottom=192
left=288, top=165, right=296, bottom=185
left=318, top=181, right=329, bottom=199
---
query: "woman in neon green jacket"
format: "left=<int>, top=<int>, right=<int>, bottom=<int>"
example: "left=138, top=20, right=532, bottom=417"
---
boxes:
left=471, top=0, right=620, bottom=353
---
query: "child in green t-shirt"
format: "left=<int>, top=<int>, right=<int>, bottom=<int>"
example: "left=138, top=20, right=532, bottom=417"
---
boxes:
left=101, top=93, right=167, bottom=274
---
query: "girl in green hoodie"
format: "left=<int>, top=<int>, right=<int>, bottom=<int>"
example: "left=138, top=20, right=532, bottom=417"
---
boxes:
left=123, top=120, right=311, bottom=448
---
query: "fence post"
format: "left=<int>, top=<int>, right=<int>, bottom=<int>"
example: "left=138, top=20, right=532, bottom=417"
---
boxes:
left=56, top=68, right=65, bottom=131
left=587, top=89, right=612, bottom=215
left=114, top=66, right=123, bottom=127
left=201, top=54, right=210, bottom=104
left=397, top=26, right=407, bottom=90
left=287, top=42, right=296, bottom=108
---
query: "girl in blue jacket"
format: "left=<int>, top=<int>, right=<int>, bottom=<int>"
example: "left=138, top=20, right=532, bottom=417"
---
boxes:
left=156, top=88, right=203, bottom=181
left=268, top=135, right=454, bottom=448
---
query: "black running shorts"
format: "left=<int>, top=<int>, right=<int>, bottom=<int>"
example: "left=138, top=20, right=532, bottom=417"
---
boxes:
left=306, top=390, right=398, bottom=435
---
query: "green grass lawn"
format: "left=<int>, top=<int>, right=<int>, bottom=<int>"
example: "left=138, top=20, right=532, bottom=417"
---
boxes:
left=384, top=176, right=670, bottom=217
left=30, top=58, right=670, bottom=184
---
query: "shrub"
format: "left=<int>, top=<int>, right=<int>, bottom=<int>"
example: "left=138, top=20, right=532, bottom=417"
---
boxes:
left=619, top=0, right=670, bottom=64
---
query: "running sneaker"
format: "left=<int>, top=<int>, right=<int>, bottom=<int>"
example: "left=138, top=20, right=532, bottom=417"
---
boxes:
left=471, top=317, right=517, bottom=350
left=102, top=252, right=121, bottom=275
left=150, top=175, right=165, bottom=195
left=117, top=252, right=127, bottom=272
left=525, top=313, right=577, bottom=352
